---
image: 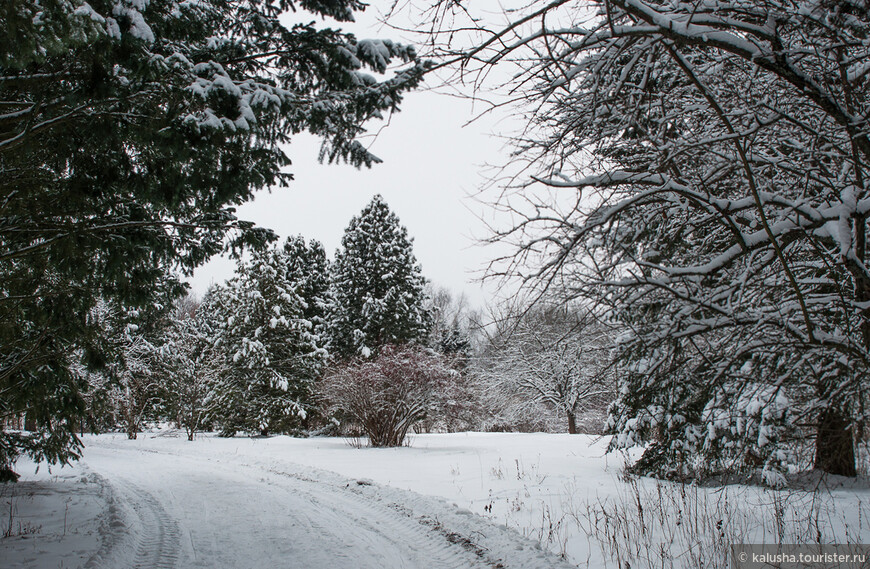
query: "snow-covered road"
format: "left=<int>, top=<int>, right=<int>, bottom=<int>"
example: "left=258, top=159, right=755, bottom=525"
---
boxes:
left=62, top=437, right=572, bottom=569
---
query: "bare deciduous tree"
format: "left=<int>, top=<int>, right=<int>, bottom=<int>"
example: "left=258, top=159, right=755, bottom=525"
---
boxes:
left=476, top=302, right=614, bottom=434
left=402, top=0, right=870, bottom=477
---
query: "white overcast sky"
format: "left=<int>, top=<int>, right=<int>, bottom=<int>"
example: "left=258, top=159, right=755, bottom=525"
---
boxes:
left=188, top=3, right=520, bottom=307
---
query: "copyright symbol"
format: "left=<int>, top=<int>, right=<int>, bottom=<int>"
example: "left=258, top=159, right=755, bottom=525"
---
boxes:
left=738, top=552, right=748, bottom=563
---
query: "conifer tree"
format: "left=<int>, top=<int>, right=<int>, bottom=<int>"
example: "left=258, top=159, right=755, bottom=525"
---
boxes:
left=329, top=195, right=430, bottom=358
left=282, top=236, right=332, bottom=345
left=73, top=298, right=170, bottom=444
left=207, top=246, right=327, bottom=435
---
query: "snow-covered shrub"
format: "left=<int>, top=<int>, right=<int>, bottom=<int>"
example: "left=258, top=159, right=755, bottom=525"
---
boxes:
left=318, top=344, right=461, bottom=447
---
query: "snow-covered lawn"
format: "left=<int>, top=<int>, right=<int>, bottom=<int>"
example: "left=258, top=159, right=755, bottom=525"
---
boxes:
left=0, top=467, right=106, bottom=568
left=2, top=432, right=868, bottom=568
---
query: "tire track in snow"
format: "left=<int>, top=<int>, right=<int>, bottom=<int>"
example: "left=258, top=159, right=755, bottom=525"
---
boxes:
left=121, top=482, right=181, bottom=569
left=159, top=451, right=492, bottom=569
left=82, top=465, right=131, bottom=569
left=88, top=442, right=488, bottom=568
left=224, top=456, right=569, bottom=569
left=83, top=466, right=181, bottom=569
left=264, top=471, right=491, bottom=569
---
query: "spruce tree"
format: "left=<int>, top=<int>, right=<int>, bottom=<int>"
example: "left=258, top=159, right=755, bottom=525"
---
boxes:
left=330, top=195, right=430, bottom=358
left=207, top=246, right=327, bottom=435
left=282, top=236, right=332, bottom=346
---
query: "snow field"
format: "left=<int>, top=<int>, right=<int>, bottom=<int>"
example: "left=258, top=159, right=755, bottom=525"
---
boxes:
left=2, top=431, right=868, bottom=569
left=131, top=432, right=868, bottom=567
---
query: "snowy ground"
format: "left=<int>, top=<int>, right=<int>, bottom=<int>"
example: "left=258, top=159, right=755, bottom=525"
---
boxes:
left=2, top=432, right=869, bottom=569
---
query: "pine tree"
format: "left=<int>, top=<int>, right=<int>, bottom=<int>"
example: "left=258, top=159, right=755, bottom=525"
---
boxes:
left=0, top=0, right=426, bottom=474
left=329, top=195, right=430, bottom=358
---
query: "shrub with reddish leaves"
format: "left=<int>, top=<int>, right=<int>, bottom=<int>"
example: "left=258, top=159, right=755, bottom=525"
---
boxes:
left=319, top=344, right=460, bottom=447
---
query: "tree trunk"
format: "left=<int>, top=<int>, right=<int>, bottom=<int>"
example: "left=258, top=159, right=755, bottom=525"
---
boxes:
left=814, top=405, right=856, bottom=477
left=567, top=410, right=578, bottom=434
left=126, top=413, right=138, bottom=440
